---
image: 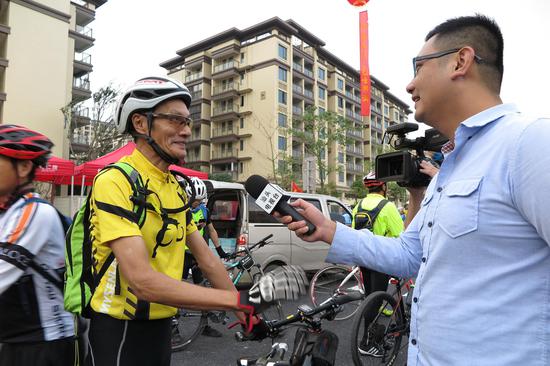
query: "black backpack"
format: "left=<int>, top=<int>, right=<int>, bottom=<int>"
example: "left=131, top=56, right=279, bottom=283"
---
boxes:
left=353, top=199, right=388, bottom=232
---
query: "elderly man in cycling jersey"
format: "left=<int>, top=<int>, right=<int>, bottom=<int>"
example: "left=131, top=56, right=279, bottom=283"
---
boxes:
left=0, top=125, right=80, bottom=366
left=86, top=76, right=305, bottom=366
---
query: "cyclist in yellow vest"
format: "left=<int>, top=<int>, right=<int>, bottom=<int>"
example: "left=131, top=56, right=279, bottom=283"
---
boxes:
left=353, top=172, right=404, bottom=357
left=182, top=177, right=228, bottom=338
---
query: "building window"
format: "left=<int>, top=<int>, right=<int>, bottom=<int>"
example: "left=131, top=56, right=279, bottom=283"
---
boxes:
left=318, top=107, right=325, bottom=115
left=339, top=171, right=344, bottom=182
left=278, top=113, right=287, bottom=127
left=337, top=79, right=344, bottom=90
left=278, top=136, right=287, bottom=150
left=240, top=140, right=244, bottom=151
left=241, top=95, right=245, bottom=107
left=278, top=67, right=287, bottom=82
left=338, top=152, right=344, bottom=163
left=318, top=86, right=326, bottom=100
left=278, top=90, right=287, bottom=105
left=318, top=67, right=326, bottom=81
left=240, top=52, right=245, bottom=63
left=278, top=44, right=287, bottom=60
left=239, top=162, right=244, bottom=173
left=240, top=118, right=244, bottom=128
left=338, top=96, right=344, bottom=108
left=384, top=104, right=389, bottom=115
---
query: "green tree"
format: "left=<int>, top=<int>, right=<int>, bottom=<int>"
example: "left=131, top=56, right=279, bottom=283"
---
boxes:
left=288, top=106, right=359, bottom=192
left=209, top=172, right=234, bottom=182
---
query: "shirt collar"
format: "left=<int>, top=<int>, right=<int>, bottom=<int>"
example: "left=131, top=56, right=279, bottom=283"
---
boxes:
left=461, top=103, right=519, bottom=129
left=127, top=148, right=172, bottom=182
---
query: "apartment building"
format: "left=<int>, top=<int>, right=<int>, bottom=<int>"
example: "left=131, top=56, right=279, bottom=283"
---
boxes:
left=160, top=17, right=411, bottom=192
left=0, top=0, right=106, bottom=158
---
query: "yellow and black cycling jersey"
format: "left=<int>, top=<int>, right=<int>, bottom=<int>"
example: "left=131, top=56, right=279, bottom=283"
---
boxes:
left=89, top=149, right=197, bottom=320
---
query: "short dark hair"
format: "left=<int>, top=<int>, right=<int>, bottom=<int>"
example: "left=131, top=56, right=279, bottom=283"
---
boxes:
left=426, top=14, right=504, bottom=93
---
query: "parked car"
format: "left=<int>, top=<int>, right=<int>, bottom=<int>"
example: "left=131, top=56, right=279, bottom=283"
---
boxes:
left=202, top=180, right=352, bottom=283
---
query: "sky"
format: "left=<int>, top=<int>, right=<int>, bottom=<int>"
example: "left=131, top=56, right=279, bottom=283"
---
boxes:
left=90, top=0, right=550, bottom=124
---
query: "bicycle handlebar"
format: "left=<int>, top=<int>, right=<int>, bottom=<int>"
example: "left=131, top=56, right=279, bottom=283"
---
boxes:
left=235, top=292, right=364, bottom=342
left=226, top=234, right=274, bottom=260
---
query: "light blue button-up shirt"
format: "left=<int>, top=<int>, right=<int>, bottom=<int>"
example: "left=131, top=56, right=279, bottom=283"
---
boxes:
left=327, top=104, right=550, bottom=365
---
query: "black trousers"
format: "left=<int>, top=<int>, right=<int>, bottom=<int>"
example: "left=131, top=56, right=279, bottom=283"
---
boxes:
left=86, top=312, right=171, bottom=366
left=0, top=336, right=82, bottom=366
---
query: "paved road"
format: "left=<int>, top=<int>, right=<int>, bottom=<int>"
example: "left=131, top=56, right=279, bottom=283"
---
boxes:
left=170, top=293, right=408, bottom=366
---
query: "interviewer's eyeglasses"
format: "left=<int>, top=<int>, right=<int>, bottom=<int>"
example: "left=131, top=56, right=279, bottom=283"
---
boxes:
left=148, top=112, right=192, bottom=128
left=412, top=48, right=485, bottom=77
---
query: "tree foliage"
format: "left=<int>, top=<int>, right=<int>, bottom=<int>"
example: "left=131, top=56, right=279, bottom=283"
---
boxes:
left=287, top=106, right=359, bottom=192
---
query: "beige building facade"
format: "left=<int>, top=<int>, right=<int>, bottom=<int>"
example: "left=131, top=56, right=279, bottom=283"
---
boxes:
left=161, top=17, right=411, bottom=193
left=0, top=0, right=106, bottom=158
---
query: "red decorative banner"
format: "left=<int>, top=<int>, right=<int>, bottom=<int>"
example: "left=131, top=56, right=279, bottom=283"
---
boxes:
left=359, top=11, right=371, bottom=116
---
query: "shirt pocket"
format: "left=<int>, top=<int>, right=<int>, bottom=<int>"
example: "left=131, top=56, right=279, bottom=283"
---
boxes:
left=438, top=177, right=482, bottom=238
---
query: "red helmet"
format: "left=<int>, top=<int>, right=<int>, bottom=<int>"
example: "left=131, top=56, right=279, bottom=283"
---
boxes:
left=363, top=171, right=385, bottom=188
left=0, top=125, right=53, bottom=166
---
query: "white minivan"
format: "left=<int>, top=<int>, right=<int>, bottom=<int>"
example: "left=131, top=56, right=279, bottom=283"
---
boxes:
left=203, top=180, right=352, bottom=281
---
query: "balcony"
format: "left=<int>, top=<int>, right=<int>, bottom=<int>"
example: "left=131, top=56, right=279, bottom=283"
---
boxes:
left=185, top=72, right=203, bottom=83
left=73, top=52, right=92, bottom=77
left=212, top=104, right=239, bottom=120
left=346, top=163, right=364, bottom=173
left=212, top=60, right=239, bottom=79
left=70, top=25, right=94, bottom=52
left=212, top=82, right=239, bottom=100
left=211, top=148, right=238, bottom=160
left=211, top=125, right=239, bottom=140
left=72, top=77, right=91, bottom=102
left=190, top=89, right=202, bottom=100
left=292, top=62, right=302, bottom=72
left=71, top=131, right=91, bottom=154
left=346, top=128, right=363, bottom=140
left=72, top=106, right=91, bottom=128
left=345, top=110, right=363, bottom=122
left=303, top=89, right=314, bottom=101
left=303, top=68, right=314, bottom=79
left=292, top=149, right=303, bottom=159
left=292, top=106, right=303, bottom=116
left=346, top=146, right=364, bottom=156
left=292, top=84, right=303, bottom=95
left=211, top=169, right=238, bottom=181
left=74, top=1, right=95, bottom=27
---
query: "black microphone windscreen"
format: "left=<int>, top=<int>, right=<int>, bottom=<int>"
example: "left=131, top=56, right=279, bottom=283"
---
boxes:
left=244, top=175, right=269, bottom=199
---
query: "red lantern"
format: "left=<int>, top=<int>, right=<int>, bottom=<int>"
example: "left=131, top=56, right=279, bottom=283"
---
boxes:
left=348, top=0, right=369, bottom=6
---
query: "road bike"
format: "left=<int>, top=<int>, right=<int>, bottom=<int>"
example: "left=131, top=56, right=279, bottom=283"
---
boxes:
left=171, top=234, right=283, bottom=352
left=350, top=277, right=414, bottom=365
left=235, top=292, right=364, bottom=365
left=309, top=264, right=364, bottom=320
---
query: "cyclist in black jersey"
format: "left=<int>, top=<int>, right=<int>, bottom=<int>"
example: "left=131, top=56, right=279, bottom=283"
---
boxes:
left=0, top=125, right=81, bottom=366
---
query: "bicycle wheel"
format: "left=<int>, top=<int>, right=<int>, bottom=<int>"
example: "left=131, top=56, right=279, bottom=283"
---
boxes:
left=350, top=291, right=407, bottom=365
left=171, top=273, right=208, bottom=352
left=310, top=265, right=364, bottom=320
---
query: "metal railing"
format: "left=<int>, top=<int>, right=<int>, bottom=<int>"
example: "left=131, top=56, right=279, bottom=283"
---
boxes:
left=293, top=62, right=303, bottom=72
left=74, top=52, right=91, bottom=64
left=212, top=148, right=238, bottom=159
left=73, top=77, right=90, bottom=90
left=213, top=60, right=238, bottom=73
left=292, top=106, right=303, bottom=116
left=185, top=72, right=203, bottom=83
left=213, top=104, right=238, bottom=116
left=303, top=69, right=314, bottom=78
left=303, top=89, right=314, bottom=99
left=211, top=125, right=238, bottom=137
left=190, top=90, right=202, bottom=100
left=213, top=82, right=238, bottom=95
left=346, top=163, right=363, bottom=172
left=72, top=106, right=90, bottom=118
left=346, top=146, right=363, bottom=155
left=75, top=24, right=93, bottom=38
left=71, top=133, right=91, bottom=145
left=292, top=84, right=303, bottom=94
left=346, top=129, right=363, bottom=138
left=292, top=149, right=303, bottom=158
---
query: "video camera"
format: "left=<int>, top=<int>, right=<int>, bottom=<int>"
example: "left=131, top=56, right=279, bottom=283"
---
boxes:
left=375, top=122, right=448, bottom=187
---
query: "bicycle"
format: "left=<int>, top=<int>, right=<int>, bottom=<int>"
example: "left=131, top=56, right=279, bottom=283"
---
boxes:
left=235, top=291, right=365, bottom=365
left=350, top=277, right=414, bottom=365
left=171, top=234, right=284, bottom=352
left=309, top=265, right=365, bottom=320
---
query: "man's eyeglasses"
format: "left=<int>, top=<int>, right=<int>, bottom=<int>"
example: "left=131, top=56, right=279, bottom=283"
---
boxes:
left=412, top=47, right=485, bottom=77
left=149, top=112, right=192, bottom=128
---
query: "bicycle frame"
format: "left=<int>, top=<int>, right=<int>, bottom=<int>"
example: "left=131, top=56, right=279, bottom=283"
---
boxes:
left=382, top=278, right=414, bottom=337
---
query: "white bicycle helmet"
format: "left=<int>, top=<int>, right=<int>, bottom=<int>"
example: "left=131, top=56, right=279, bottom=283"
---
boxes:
left=114, top=76, right=192, bottom=134
left=186, top=177, right=207, bottom=201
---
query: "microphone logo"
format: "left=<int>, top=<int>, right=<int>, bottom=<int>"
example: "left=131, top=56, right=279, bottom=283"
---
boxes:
left=255, top=183, right=286, bottom=214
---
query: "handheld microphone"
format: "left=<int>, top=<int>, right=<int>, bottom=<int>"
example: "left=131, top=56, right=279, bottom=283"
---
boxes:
left=244, top=175, right=316, bottom=236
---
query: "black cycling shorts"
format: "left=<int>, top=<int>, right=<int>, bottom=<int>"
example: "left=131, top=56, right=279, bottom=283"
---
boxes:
left=0, top=336, right=82, bottom=366
left=85, top=311, right=172, bottom=366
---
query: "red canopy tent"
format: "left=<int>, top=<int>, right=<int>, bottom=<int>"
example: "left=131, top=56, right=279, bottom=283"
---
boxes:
left=75, top=142, right=208, bottom=186
left=35, top=156, right=76, bottom=185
